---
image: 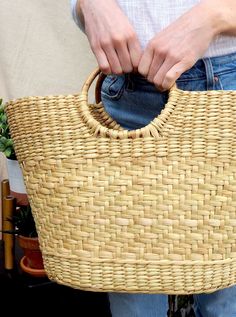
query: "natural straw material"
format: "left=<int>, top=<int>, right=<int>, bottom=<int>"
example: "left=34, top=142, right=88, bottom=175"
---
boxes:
left=6, top=68, right=236, bottom=294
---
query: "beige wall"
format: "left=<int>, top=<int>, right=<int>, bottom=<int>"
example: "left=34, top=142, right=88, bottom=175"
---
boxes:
left=0, top=0, right=96, bottom=101
left=0, top=0, right=96, bottom=232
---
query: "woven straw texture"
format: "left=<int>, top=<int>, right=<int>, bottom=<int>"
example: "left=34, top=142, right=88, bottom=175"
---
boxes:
left=6, top=68, right=236, bottom=294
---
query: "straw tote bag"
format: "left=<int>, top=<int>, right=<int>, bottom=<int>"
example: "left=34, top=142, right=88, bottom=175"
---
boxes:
left=6, top=68, right=236, bottom=294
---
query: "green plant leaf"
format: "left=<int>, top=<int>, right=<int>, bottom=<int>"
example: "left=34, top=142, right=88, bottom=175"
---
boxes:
left=1, top=113, right=7, bottom=124
left=4, top=205, right=37, bottom=237
left=0, top=143, right=5, bottom=151
left=0, top=100, right=15, bottom=159
left=4, top=147, right=12, bottom=158
left=6, top=139, right=13, bottom=147
left=0, top=136, right=7, bottom=144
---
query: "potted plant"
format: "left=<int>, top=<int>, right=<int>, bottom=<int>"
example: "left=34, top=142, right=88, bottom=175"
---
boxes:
left=6, top=203, right=46, bottom=277
left=0, top=99, right=15, bottom=159
left=0, top=100, right=28, bottom=205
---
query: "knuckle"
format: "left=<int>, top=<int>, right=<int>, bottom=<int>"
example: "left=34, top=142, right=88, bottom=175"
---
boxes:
left=138, top=65, right=146, bottom=76
left=116, top=70, right=123, bottom=75
left=165, top=72, right=175, bottom=82
left=148, top=38, right=157, bottom=48
left=100, top=38, right=111, bottom=49
left=155, top=47, right=167, bottom=59
left=99, top=64, right=111, bottom=74
left=131, top=58, right=139, bottom=69
left=111, top=66, right=123, bottom=75
left=112, top=35, right=124, bottom=46
left=153, top=77, right=161, bottom=87
left=167, top=51, right=179, bottom=62
left=126, top=31, right=136, bottom=42
left=130, top=54, right=141, bottom=69
left=123, top=65, right=133, bottom=73
left=148, top=74, right=155, bottom=82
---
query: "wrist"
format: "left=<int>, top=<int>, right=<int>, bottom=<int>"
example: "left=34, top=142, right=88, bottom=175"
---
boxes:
left=199, top=0, right=235, bottom=36
left=196, top=2, right=223, bottom=37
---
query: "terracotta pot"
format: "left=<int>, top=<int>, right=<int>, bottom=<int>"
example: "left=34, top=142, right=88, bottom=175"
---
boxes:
left=20, top=256, right=46, bottom=278
left=17, top=235, right=44, bottom=270
left=10, top=191, right=29, bottom=206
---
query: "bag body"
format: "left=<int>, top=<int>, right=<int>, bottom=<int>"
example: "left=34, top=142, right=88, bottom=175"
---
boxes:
left=6, top=68, right=236, bottom=294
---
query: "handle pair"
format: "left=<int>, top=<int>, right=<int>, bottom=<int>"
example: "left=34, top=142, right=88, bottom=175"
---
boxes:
left=80, top=68, right=178, bottom=139
left=85, top=69, right=177, bottom=104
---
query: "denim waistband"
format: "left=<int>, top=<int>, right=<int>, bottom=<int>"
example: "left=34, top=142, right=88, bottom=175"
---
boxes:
left=199, top=51, right=236, bottom=65
left=127, top=51, right=236, bottom=88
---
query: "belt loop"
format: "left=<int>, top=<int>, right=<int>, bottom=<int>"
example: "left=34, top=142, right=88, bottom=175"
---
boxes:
left=202, top=58, right=214, bottom=90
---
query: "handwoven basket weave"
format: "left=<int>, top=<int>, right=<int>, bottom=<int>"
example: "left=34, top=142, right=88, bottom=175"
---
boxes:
left=6, top=68, right=236, bottom=294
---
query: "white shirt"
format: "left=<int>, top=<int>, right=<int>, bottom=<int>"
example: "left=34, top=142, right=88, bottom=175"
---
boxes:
left=71, top=0, right=236, bottom=58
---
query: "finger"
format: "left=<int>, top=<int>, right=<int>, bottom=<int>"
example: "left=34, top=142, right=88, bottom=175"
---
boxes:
left=92, top=46, right=111, bottom=74
left=146, top=54, right=165, bottom=82
left=101, top=41, right=123, bottom=74
left=115, top=42, right=133, bottom=73
left=127, top=36, right=142, bottom=72
left=153, top=58, right=175, bottom=91
left=161, top=60, right=193, bottom=91
left=138, top=46, right=154, bottom=77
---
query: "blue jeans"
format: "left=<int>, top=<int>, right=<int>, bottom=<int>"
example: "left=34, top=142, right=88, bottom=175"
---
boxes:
left=101, top=52, right=236, bottom=317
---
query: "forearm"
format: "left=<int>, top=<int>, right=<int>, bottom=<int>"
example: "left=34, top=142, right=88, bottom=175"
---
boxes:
left=76, top=0, right=120, bottom=30
left=138, top=0, right=236, bottom=91
left=200, top=0, right=236, bottom=36
left=72, top=0, right=142, bottom=74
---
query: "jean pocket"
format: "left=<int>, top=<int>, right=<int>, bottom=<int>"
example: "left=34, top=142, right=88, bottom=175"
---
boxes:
left=176, top=78, right=207, bottom=91
left=101, top=75, right=125, bottom=100
left=218, top=69, right=236, bottom=90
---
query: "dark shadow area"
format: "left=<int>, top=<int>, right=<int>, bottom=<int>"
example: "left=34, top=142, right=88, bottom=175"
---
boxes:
left=0, top=241, right=112, bottom=317
left=0, top=239, right=196, bottom=317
